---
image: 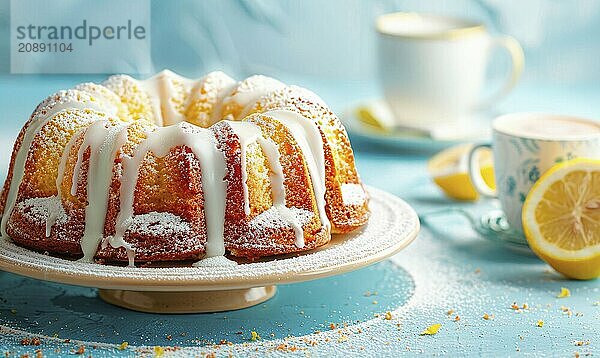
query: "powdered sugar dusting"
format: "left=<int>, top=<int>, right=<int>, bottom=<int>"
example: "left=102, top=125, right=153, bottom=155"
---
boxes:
left=0, top=187, right=414, bottom=289
left=4, top=70, right=369, bottom=267
left=15, top=197, right=67, bottom=227
left=192, top=256, right=237, bottom=267
left=249, top=207, right=314, bottom=232
left=221, top=75, right=286, bottom=119
left=341, top=183, right=367, bottom=206
left=125, top=212, right=192, bottom=237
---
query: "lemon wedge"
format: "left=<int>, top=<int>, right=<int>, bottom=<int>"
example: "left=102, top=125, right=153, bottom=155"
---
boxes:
left=522, top=158, right=600, bottom=280
left=428, top=144, right=495, bottom=201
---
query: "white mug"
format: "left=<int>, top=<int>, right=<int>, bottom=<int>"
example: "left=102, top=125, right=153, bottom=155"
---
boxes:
left=468, top=113, right=600, bottom=239
left=376, top=12, right=524, bottom=130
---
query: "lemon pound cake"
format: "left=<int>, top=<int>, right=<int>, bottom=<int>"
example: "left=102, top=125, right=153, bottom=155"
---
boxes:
left=0, top=70, right=370, bottom=266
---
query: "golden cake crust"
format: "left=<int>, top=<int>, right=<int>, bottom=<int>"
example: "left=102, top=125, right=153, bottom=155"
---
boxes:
left=1, top=71, right=369, bottom=265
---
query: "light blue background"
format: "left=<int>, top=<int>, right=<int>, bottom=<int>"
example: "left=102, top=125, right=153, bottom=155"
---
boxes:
left=0, top=1, right=599, bottom=356
left=8, top=0, right=151, bottom=74
left=1, top=0, right=600, bottom=83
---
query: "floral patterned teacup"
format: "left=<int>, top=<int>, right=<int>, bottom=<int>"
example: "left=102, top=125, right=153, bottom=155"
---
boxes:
left=468, top=113, right=600, bottom=238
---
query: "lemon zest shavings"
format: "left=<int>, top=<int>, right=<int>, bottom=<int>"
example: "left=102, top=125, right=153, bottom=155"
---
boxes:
left=420, top=323, right=441, bottom=335
left=557, top=287, right=571, bottom=298
left=250, top=331, right=261, bottom=341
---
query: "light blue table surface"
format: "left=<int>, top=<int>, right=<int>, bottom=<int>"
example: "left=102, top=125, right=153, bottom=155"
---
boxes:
left=0, top=75, right=598, bottom=357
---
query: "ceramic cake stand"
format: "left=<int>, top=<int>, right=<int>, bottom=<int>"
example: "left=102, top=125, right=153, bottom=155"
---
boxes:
left=0, top=187, right=419, bottom=313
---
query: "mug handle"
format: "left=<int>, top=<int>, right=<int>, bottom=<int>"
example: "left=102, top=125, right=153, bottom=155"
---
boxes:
left=467, top=143, right=497, bottom=197
left=475, top=35, right=525, bottom=110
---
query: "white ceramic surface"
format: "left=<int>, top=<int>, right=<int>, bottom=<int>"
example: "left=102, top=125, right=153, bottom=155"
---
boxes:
left=376, top=12, right=523, bottom=131
left=469, top=113, right=600, bottom=235
left=341, top=103, right=492, bottom=152
left=0, top=187, right=419, bottom=292
left=98, top=286, right=278, bottom=313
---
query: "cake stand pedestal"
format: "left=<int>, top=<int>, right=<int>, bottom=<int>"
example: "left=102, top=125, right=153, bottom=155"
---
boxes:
left=0, top=187, right=419, bottom=314
left=98, top=286, right=277, bottom=313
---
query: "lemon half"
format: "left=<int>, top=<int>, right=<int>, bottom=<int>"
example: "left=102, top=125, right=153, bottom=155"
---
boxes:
left=522, top=158, right=600, bottom=280
left=428, top=144, right=495, bottom=201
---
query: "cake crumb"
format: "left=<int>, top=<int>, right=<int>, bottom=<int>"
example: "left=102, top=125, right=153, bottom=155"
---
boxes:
left=250, top=331, right=260, bottom=341
left=276, top=343, right=298, bottom=352
left=75, top=345, right=85, bottom=355
left=384, top=311, right=393, bottom=320
left=574, top=340, right=590, bottom=346
left=561, top=306, right=573, bottom=317
left=118, top=342, right=128, bottom=350
left=536, top=320, right=544, bottom=327
left=20, top=338, right=41, bottom=346
left=483, top=313, right=494, bottom=320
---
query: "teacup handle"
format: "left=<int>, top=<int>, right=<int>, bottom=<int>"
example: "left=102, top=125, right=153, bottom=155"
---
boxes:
left=475, top=35, right=525, bottom=110
left=467, top=143, right=497, bottom=197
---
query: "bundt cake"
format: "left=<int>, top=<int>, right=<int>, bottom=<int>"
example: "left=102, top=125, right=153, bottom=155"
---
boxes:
left=0, top=70, right=370, bottom=266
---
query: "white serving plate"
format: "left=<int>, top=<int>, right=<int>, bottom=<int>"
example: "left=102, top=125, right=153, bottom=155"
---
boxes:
left=0, top=187, right=419, bottom=313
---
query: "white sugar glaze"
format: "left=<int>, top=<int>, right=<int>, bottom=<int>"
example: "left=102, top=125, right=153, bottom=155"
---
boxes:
left=1, top=70, right=367, bottom=266
left=256, top=133, right=305, bottom=247
left=139, top=70, right=196, bottom=127
left=227, top=120, right=309, bottom=248
left=221, top=75, right=285, bottom=120
left=0, top=90, right=117, bottom=239
left=267, top=109, right=331, bottom=232
left=226, top=121, right=262, bottom=216
left=75, top=121, right=130, bottom=264
left=111, top=122, right=228, bottom=260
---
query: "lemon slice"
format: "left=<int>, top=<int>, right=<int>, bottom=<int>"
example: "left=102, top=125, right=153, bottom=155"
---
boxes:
left=522, top=158, right=600, bottom=280
left=428, top=144, right=495, bottom=201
